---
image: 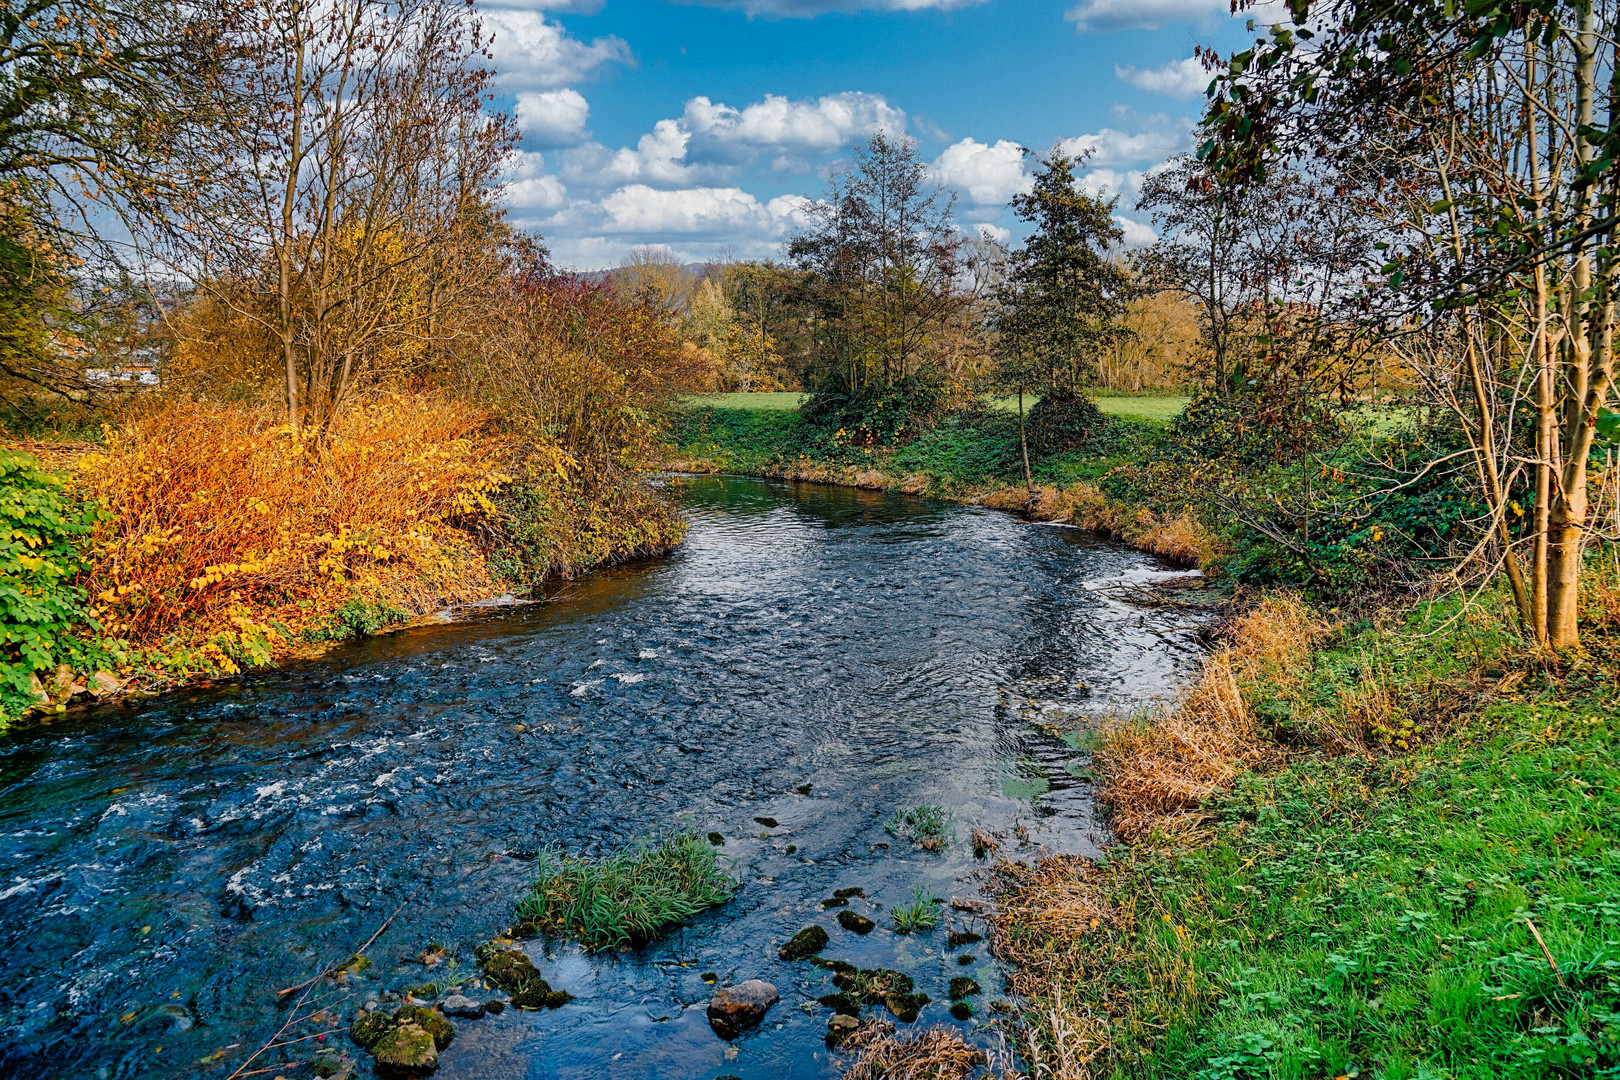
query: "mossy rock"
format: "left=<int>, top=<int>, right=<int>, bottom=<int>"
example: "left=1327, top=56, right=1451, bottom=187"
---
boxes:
left=948, top=976, right=981, bottom=1001
left=371, top=1023, right=437, bottom=1076
left=510, top=980, right=574, bottom=1010
left=818, top=992, right=863, bottom=1016
left=754, top=816, right=778, bottom=828
left=475, top=944, right=543, bottom=992
left=821, top=896, right=848, bottom=909
left=707, top=832, right=725, bottom=845
left=393, top=1006, right=453, bottom=1050
left=957, top=953, right=977, bottom=965
left=475, top=942, right=571, bottom=1009
left=883, top=992, right=930, bottom=1023
left=946, top=931, right=981, bottom=949
left=832, top=967, right=912, bottom=1003
left=836, top=910, right=874, bottom=935
left=832, top=887, right=864, bottom=900
left=949, top=1001, right=974, bottom=1021
left=350, top=1010, right=394, bottom=1050
left=779, top=925, right=829, bottom=961
left=508, top=920, right=542, bottom=939
left=810, top=957, right=857, bottom=977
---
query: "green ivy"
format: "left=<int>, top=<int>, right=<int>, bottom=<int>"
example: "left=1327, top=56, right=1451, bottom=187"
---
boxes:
left=0, top=449, right=105, bottom=724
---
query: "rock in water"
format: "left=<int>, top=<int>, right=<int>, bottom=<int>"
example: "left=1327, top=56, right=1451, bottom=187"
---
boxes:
left=837, top=910, right=875, bottom=935
left=350, top=1011, right=394, bottom=1050
left=825, top=1013, right=860, bottom=1047
left=392, top=1006, right=453, bottom=1050
left=475, top=945, right=542, bottom=991
left=707, top=979, right=780, bottom=1039
left=437, top=995, right=485, bottom=1020
left=371, top=1023, right=438, bottom=1076
left=778, top=925, right=829, bottom=961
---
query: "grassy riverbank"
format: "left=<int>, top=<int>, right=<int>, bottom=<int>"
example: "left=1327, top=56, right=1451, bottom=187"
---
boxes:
left=667, top=396, right=1217, bottom=568
left=992, top=591, right=1620, bottom=1080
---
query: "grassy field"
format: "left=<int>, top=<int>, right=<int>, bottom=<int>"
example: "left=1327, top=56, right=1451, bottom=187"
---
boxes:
left=682, top=392, right=1191, bottom=423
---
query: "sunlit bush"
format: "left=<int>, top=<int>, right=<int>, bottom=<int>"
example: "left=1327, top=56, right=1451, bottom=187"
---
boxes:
left=77, top=393, right=507, bottom=673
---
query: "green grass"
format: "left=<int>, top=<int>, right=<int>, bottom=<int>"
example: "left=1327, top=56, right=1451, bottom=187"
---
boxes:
left=683, top=391, right=1190, bottom=423
left=886, top=805, right=954, bottom=851
left=681, top=391, right=808, bottom=411
left=988, top=394, right=1191, bottom=422
left=1101, top=599, right=1620, bottom=1080
left=892, top=886, right=942, bottom=934
left=668, top=401, right=1171, bottom=491
left=514, top=833, right=738, bottom=952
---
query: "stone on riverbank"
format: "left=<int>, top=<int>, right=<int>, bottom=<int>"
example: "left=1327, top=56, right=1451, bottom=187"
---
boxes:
left=707, top=979, right=779, bottom=1039
left=349, top=1010, right=394, bottom=1050
left=826, top=1013, right=859, bottom=1046
left=393, top=1006, right=453, bottom=1049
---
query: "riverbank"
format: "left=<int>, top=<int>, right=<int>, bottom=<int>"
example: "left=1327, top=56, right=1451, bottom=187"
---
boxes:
left=987, top=588, right=1620, bottom=1079
left=666, top=401, right=1216, bottom=570
left=668, top=398, right=1620, bottom=1079
left=0, top=393, right=687, bottom=728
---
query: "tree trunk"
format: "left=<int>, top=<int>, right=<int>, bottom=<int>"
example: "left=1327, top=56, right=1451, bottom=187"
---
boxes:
left=1546, top=474, right=1586, bottom=648
left=1017, top=386, right=1034, bottom=496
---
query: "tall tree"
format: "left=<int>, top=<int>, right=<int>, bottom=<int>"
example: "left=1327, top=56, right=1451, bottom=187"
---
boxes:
left=1204, top=0, right=1619, bottom=649
left=789, top=132, right=963, bottom=401
left=994, top=146, right=1130, bottom=488
left=149, top=0, right=516, bottom=435
left=0, top=0, right=217, bottom=402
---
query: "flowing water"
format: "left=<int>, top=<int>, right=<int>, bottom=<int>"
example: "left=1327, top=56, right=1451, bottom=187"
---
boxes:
left=0, top=476, right=1207, bottom=1080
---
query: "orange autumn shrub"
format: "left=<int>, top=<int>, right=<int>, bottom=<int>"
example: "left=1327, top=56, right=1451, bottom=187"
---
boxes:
left=76, top=393, right=509, bottom=673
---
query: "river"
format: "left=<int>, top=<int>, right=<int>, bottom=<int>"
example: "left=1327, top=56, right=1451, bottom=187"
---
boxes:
left=0, top=476, right=1206, bottom=1079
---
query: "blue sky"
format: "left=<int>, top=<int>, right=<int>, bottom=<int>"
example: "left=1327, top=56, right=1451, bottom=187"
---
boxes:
left=484, top=0, right=1281, bottom=269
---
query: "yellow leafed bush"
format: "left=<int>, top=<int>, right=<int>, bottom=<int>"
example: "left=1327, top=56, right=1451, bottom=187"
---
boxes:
left=77, top=394, right=508, bottom=672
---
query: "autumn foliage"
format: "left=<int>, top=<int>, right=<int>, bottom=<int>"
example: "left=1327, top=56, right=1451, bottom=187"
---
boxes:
left=73, top=395, right=506, bottom=673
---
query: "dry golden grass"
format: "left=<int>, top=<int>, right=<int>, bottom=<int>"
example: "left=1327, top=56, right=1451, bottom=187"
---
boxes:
left=1095, top=594, right=1325, bottom=841
left=840, top=1019, right=991, bottom=1080
left=77, top=393, right=508, bottom=672
left=974, top=484, right=1216, bottom=569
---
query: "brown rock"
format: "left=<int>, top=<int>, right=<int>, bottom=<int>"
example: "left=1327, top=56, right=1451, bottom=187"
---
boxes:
left=707, top=979, right=779, bottom=1039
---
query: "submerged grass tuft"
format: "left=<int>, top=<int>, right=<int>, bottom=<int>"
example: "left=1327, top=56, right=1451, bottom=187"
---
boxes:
left=891, top=886, right=941, bottom=934
left=886, top=805, right=953, bottom=851
left=515, top=832, right=737, bottom=952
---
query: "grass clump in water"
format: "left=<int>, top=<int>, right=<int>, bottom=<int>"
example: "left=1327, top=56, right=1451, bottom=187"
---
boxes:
left=886, top=805, right=953, bottom=851
left=515, top=832, right=737, bottom=952
left=891, top=886, right=941, bottom=934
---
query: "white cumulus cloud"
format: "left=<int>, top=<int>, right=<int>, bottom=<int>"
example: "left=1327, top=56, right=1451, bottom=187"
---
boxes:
left=1061, top=127, right=1189, bottom=169
left=484, top=11, right=631, bottom=90
left=1115, top=56, right=1212, bottom=98
left=516, top=89, right=591, bottom=146
left=1067, top=0, right=1288, bottom=31
left=504, top=152, right=568, bottom=214
left=682, top=0, right=987, bottom=16
left=684, top=92, right=906, bottom=150
left=929, top=138, right=1030, bottom=206
left=1113, top=216, right=1158, bottom=247
left=599, top=185, right=809, bottom=235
